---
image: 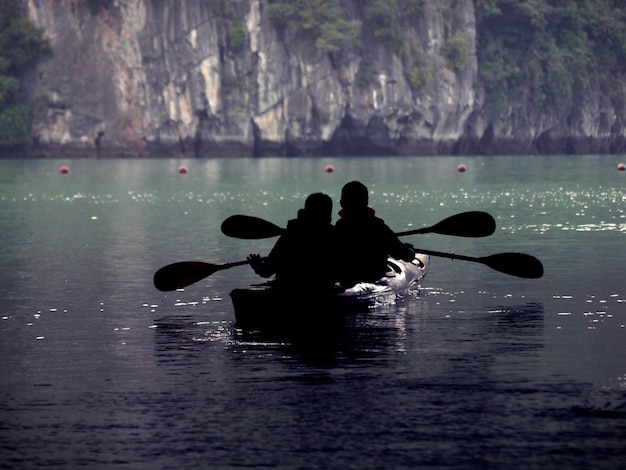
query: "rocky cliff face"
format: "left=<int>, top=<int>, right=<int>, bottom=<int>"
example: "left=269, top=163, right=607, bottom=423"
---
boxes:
left=20, top=0, right=626, bottom=157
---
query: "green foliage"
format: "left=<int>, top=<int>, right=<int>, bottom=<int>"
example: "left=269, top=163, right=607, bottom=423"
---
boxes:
left=267, top=1, right=298, bottom=28
left=442, top=34, right=468, bottom=72
left=0, top=104, right=31, bottom=143
left=229, top=20, right=246, bottom=52
left=266, top=0, right=430, bottom=54
left=0, top=73, right=19, bottom=105
left=32, top=93, right=51, bottom=115
left=0, top=4, right=51, bottom=143
left=362, top=0, right=429, bottom=51
left=230, top=104, right=245, bottom=116
left=363, top=0, right=402, bottom=46
left=355, top=61, right=373, bottom=89
left=475, top=33, right=523, bottom=117
left=475, top=0, right=626, bottom=117
left=406, top=0, right=428, bottom=17
left=474, top=0, right=502, bottom=23
left=0, top=18, right=51, bottom=75
left=200, top=1, right=248, bottom=54
left=268, top=0, right=361, bottom=54
left=315, top=18, right=361, bottom=53
left=405, top=66, right=434, bottom=88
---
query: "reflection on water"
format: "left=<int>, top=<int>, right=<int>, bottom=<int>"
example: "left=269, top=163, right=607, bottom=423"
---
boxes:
left=1, top=156, right=625, bottom=468
left=153, top=301, right=416, bottom=368
left=552, top=293, right=626, bottom=328
left=151, top=295, right=547, bottom=381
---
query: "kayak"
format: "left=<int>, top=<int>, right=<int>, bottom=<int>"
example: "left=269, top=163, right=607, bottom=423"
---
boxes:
left=230, top=253, right=429, bottom=330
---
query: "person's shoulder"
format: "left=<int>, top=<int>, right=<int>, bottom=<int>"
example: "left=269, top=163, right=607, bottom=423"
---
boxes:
left=370, top=216, right=397, bottom=236
left=285, top=218, right=301, bottom=232
left=334, top=216, right=350, bottom=229
left=370, top=215, right=388, bottom=227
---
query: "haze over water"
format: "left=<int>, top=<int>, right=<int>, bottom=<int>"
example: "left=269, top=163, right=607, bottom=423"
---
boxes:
left=1, top=155, right=625, bottom=468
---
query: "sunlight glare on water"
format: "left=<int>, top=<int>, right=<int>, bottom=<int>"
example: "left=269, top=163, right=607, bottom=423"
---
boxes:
left=0, top=156, right=625, bottom=469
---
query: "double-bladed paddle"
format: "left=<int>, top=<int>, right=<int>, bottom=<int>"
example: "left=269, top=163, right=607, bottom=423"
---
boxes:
left=220, top=211, right=497, bottom=240
left=153, top=250, right=543, bottom=292
left=154, top=211, right=541, bottom=291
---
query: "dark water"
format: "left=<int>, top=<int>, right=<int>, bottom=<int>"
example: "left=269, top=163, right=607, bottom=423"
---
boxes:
left=1, top=156, right=625, bottom=469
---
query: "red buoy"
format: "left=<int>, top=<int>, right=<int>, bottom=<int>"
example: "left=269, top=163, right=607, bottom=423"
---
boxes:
left=457, top=164, right=467, bottom=172
left=178, top=166, right=187, bottom=174
left=324, top=164, right=334, bottom=173
left=59, top=165, right=69, bottom=174
left=618, top=162, right=625, bottom=171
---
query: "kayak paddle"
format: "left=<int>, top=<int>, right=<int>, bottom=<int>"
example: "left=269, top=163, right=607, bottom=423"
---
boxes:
left=153, top=248, right=542, bottom=291
left=155, top=212, right=540, bottom=292
left=413, top=248, right=544, bottom=279
left=221, top=211, right=496, bottom=240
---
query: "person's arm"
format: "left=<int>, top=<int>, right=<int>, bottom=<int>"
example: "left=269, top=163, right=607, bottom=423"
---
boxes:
left=247, top=233, right=289, bottom=278
left=383, top=224, right=415, bottom=261
left=247, top=253, right=273, bottom=278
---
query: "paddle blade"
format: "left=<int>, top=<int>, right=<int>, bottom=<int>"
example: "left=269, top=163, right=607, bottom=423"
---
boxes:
left=221, top=215, right=285, bottom=239
left=153, top=261, right=220, bottom=291
left=397, top=211, right=497, bottom=238
left=481, top=253, right=544, bottom=279
left=430, top=211, right=496, bottom=237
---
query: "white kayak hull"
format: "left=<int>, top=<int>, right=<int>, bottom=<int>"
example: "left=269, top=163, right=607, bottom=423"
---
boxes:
left=230, top=254, right=429, bottom=330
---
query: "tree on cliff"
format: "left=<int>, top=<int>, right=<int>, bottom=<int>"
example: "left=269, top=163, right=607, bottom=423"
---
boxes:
left=0, top=2, right=51, bottom=144
left=475, top=0, right=626, bottom=119
left=268, top=0, right=362, bottom=53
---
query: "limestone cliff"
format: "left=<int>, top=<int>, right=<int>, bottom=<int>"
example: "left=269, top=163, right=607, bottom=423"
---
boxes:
left=19, top=0, right=626, bottom=157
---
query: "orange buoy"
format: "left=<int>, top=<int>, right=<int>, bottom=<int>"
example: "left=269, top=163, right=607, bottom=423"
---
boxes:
left=324, top=164, right=334, bottom=173
left=178, top=165, right=187, bottom=174
left=59, top=165, right=69, bottom=174
left=457, top=164, right=467, bottom=172
left=618, top=162, right=625, bottom=171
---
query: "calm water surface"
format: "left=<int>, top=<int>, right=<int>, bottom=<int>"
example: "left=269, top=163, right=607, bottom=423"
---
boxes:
left=1, top=156, right=625, bottom=469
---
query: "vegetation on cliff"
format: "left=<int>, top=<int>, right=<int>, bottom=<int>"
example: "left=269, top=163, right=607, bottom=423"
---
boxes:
left=267, top=0, right=362, bottom=53
left=265, top=0, right=626, bottom=123
left=266, top=0, right=430, bottom=54
left=475, top=0, right=626, bottom=118
left=0, top=2, right=50, bottom=144
left=8, top=0, right=626, bottom=154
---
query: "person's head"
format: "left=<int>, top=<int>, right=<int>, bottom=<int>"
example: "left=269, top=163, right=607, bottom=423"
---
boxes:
left=303, top=192, right=333, bottom=225
left=340, top=181, right=368, bottom=210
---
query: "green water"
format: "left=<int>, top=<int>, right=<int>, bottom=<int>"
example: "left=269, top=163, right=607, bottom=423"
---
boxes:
left=1, top=155, right=625, bottom=468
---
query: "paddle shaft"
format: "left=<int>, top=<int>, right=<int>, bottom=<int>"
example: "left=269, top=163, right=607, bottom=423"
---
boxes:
left=219, top=260, right=250, bottom=270
left=413, top=248, right=481, bottom=263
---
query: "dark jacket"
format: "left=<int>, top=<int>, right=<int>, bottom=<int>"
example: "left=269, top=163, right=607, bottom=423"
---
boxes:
left=254, top=210, right=336, bottom=290
left=334, top=207, right=414, bottom=287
